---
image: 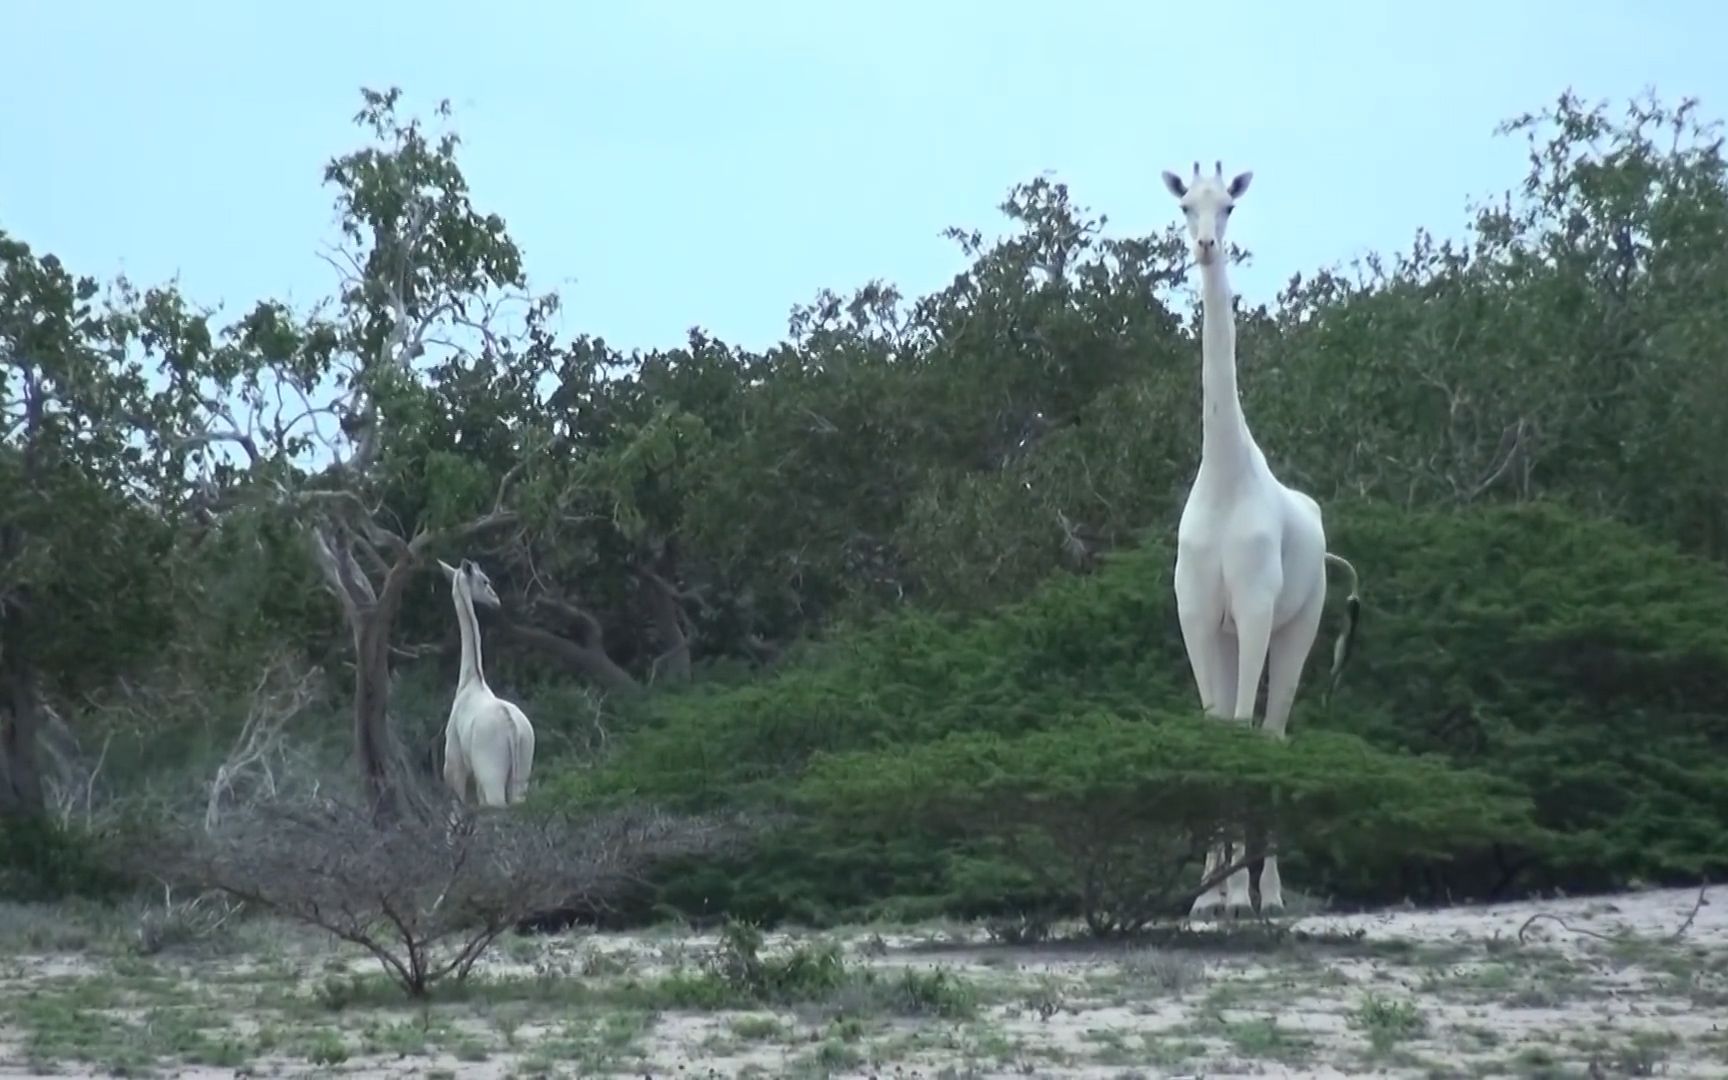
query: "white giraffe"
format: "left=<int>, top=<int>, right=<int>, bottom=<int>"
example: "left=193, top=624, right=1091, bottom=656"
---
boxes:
left=438, top=558, right=536, bottom=808
left=1161, top=161, right=1361, bottom=920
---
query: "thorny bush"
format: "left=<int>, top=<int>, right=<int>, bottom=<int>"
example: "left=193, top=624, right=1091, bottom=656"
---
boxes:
left=156, top=793, right=740, bottom=997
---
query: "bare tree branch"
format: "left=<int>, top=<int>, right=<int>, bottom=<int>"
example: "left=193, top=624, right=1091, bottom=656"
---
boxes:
left=157, top=793, right=745, bottom=997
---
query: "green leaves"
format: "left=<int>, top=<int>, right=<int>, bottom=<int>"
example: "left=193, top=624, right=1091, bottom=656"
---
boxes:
left=0, top=233, right=205, bottom=692
left=793, top=711, right=1534, bottom=930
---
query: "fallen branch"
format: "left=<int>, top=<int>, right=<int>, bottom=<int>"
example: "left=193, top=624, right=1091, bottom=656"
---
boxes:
left=1516, top=882, right=1709, bottom=946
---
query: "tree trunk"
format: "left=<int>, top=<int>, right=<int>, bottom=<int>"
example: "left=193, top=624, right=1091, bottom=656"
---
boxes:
left=637, top=544, right=694, bottom=685
left=641, top=572, right=692, bottom=684
left=352, top=614, right=396, bottom=821
left=0, top=663, right=45, bottom=818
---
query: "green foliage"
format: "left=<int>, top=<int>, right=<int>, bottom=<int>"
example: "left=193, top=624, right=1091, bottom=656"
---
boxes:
left=1321, top=499, right=1728, bottom=892
left=0, top=818, right=129, bottom=902
left=559, top=495, right=1724, bottom=927
left=0, top=234, right=189, bottom=696
left=796, top=712, right=1531, bottom=934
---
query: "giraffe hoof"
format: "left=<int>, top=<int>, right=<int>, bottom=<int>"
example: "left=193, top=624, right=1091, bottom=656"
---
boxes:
left=1189, top=897, right=1225, bottom=921
left=1258, top=899, right=1286, bottom=919
left=1225, top=902, right=1257, bottom=921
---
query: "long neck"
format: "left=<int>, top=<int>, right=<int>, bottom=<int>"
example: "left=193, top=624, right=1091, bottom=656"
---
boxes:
left=1198, top=260, right=1255, bottom=474
left=452, top=582, right=486, bottom=690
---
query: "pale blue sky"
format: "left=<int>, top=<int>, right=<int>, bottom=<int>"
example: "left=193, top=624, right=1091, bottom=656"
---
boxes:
left=4, top=0, right=1726, bottom=356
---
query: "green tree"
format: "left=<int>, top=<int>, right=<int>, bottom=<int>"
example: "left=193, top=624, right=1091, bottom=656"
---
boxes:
left=0, top=234, right=218, bottom=817
left=195, top=88, right=555, bottom=819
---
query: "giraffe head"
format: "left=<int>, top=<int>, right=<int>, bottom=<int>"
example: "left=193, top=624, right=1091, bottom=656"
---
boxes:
left=438, top=558, right=503, bottom=609
left=1161, top=160, right=1253, bottom=268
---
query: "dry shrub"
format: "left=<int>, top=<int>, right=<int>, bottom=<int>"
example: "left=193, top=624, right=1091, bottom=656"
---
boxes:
left=157, top=793, right=740, bottom=997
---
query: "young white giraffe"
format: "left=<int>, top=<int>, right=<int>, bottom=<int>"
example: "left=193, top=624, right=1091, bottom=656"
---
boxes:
left=1162, top=161, right=1361, bottom=920
left=439, top=558, right=536, bottom=808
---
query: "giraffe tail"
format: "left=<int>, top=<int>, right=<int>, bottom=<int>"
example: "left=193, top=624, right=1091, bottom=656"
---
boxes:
left=1322, top=552, right=1362, bottom=701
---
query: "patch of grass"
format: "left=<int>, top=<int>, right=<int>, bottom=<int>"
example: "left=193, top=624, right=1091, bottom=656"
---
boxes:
left=730, top=1014, right=789, bottom=1040
left=1593, top=1030, right=1679, bottom=1077
left=357, top=1017, right=446, bottom=1056
left=953, top=1024, right=1039, bottom=1067
left=1082, top=1027, right=1140, bottom=1065
left=1507, top=1043, right=1572, bottom=1079
left=130, top=891, right=243, bottom=956
left=1352, top=993, right=1427, bottom=1054
left=580, top=946, right=635, bottom=977
left=1453, top=1023, right=1502, bottom=1051
left=1139, top=1036, right=1208, bottom=1070
left=610, top=923, right=981, bottom=1022
left=1222, top=1017, right=1312, bottom=1062
left=0, top=899, right=122, bottom=954
left=300, top=1029, right=350, bottom=1066
left=1019, top=975, right=1064, bottom=1020
left=13, top=984, right=250, bottom=1073
left=1118, top=947, right=1203, bottom=997
left=820, top=1037, right=867, bottom=1066
left=816, top=964, right=980, bottom=1022
left=534, top=1009, right=654, bottom=1072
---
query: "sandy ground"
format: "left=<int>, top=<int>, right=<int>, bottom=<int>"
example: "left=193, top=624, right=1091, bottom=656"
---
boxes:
left=0, top=884, right=1721, bottom=1078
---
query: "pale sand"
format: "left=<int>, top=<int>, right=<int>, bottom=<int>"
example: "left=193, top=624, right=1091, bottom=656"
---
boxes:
left=0, top=884, right=1719, bottom=1077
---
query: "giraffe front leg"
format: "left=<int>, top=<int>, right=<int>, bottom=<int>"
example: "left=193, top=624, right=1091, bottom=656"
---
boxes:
left=442, top=722, right=469, bottom=805
left=1189, top=841, right=1229, bottom=920
left=1226, top=597, right=1276, bottom=921
left=1223, top=834, right=1255, bottom=919
left=1177, top=611, right=1236, bottom=922
left=1258, top=845, right=1285, bottom=917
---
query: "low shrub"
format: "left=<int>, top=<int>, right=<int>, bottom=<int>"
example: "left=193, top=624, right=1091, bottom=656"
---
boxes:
left=797, top=710, right=1535, bottom=934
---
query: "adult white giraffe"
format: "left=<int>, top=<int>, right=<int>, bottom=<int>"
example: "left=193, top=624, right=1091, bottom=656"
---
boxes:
left=1161, top=161, right=1361, bottom=919
left=439, top=558, right=536, bottom=808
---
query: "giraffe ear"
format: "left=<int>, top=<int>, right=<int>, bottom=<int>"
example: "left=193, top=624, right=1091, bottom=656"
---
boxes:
left=460, top=558, right=477, bottom=576
left=1227, top=171, right=1253, bottom=199
left=1161, top=170, right=1188, bottom=198
left=437, top=560, right=458, bottom=580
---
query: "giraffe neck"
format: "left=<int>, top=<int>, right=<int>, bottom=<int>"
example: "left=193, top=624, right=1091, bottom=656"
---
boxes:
left=453, top=582, right=487, bottom=691
left=1197, top=259, right=1257, bottom=479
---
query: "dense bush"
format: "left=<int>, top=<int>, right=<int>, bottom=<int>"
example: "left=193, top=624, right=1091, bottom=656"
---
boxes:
left=1319, top=499, right=1728, bottom=894
left=799, top=711, right=1531, bottom=934
left=0, top=817, right=131, bottom=903
left=549, top=498, right=1727, bottom=927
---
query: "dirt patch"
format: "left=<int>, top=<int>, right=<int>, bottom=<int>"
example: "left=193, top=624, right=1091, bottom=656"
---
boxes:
left=0, top=885, right=1720, bottom=1077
